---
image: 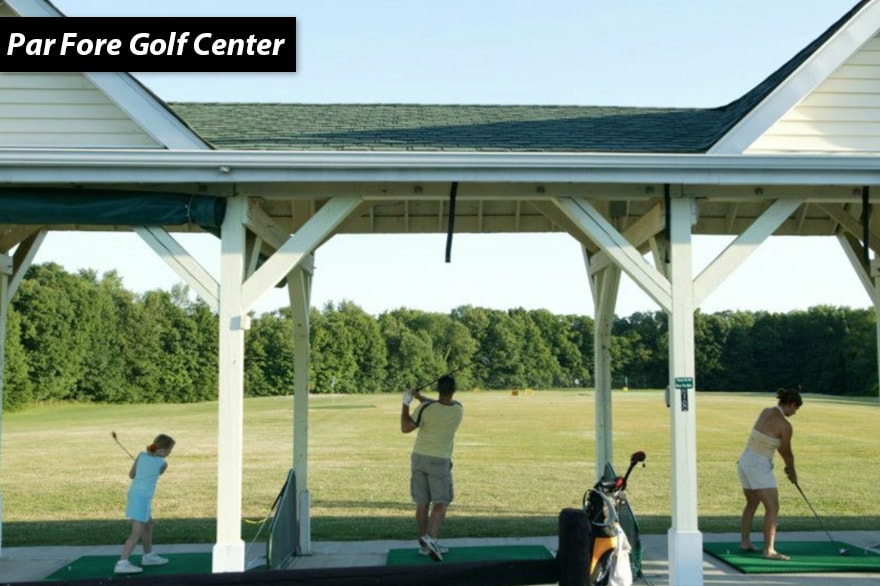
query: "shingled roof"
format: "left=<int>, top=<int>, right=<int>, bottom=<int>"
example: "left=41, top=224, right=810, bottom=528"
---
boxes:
left=167, top=1, right=869, bottom=154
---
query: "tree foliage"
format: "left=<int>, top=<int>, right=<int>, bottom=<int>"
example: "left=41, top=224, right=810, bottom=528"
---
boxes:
left=1, top=263, right=877, bottom=410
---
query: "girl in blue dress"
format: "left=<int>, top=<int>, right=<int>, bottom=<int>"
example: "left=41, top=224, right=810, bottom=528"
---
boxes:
left=114, top=434, right=176, bottom=574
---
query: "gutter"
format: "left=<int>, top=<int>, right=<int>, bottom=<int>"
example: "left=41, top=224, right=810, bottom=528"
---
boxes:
left=0, top=149, right=880, bottom=185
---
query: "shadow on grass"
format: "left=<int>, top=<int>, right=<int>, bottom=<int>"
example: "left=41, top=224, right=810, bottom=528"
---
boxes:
left=5, top=514, right=879, bottom=547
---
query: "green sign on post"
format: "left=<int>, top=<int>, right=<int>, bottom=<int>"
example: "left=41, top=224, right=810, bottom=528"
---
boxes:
left=674, top=377, right=694, bottom=411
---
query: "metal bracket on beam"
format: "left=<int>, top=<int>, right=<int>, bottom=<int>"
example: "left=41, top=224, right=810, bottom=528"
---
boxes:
left=232, top=315, right=252, bottom=331
left=0, top=254, right=12, bottom=276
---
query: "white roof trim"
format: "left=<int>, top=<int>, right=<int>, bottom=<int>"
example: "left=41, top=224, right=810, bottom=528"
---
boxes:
left=4, top=0, right=209, bottom=150
left=83, top=73, right=211, bottom=150
left=1, top=149, right=880, bottom=185
left=2, top=0, right=61, bottom=17
left=710, top=0, right=880, bottom=155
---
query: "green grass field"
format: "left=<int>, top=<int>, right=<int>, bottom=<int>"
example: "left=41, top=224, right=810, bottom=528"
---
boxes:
left=2, top=390, right=879, bottom=546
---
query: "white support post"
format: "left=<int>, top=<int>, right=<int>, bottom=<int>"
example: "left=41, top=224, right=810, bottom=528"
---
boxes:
left=872, top=259, right=880, bottom=406
left=666, top=196, right=703, bottom=586
left=213, top=196, right=248, bottom=573
left=0, top=270, right=8, bottom=557
left=288, top=262, right=313, bottom=554
left=1, top=231, right=43, bottom=555
left=592, top=266, right=620, bottom=479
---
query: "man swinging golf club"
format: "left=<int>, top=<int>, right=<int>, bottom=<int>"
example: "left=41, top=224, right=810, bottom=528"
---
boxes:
left=737, top=387, right=803, bottom=561
left=400, top=374, right=463, bottom=562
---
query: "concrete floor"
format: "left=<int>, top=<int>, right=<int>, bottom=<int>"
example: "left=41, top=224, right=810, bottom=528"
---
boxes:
left=2, top=531, right=880, bottom=585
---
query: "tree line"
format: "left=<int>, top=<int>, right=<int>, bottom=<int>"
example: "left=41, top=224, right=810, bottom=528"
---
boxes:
left=2, top=263, right=876, bottom=411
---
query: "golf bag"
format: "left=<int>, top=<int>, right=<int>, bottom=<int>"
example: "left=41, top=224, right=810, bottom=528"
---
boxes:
left=582, top=451, right=646, bottom=586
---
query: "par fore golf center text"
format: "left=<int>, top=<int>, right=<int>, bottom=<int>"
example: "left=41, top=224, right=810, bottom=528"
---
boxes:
left=6, top=32, right=287, bottom=56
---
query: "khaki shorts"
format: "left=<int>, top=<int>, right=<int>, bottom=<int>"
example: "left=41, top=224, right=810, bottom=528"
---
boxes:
left=737, top=450, right=776, bottom=490
left=411, top=452, right=454, bottom=505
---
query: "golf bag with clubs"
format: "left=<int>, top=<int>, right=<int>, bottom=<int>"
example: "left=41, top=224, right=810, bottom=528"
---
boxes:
left=582, top=451, right=646, bottom=586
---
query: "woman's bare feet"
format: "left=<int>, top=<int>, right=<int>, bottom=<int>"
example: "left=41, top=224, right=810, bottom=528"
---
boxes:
left=739, top=544, right=760, bottom=553
left=763, top=551, right=790, bottom=561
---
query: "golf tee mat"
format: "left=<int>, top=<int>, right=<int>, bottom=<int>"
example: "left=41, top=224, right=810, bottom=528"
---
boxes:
left=386, top=544, right=554, bottom=566
left=44, top=552, right=212, bottom=581
left=703, top=541, right=880, bottom=574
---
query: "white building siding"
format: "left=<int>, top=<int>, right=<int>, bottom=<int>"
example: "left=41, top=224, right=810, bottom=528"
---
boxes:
left=0, top=73, right=161, bottom=148
left=747, top=34, right=880, bottom=154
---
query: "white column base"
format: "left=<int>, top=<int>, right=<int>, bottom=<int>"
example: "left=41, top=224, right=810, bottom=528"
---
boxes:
left=298, top=489, right=312, bottom=555
left=668, top=528, right=703, bottom=586
left=212, top=540, right=245, bottom=573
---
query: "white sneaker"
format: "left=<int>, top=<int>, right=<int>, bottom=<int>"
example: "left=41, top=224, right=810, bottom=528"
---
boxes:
left=418, top=542, right=449, bottom=556
left=114, top=559, right=143, bottom=574
left=141, top=552, right=169, bottom=566
left=418, top=534, right=443, bottom=562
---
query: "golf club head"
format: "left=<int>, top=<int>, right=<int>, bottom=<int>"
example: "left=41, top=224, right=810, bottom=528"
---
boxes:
left=111, top=430, right=136, bottom=460
left=620, top=450, right=647, bottom=489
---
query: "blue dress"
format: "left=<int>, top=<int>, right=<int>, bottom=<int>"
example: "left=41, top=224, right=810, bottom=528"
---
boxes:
left=125, top=452, right=166, bottom=522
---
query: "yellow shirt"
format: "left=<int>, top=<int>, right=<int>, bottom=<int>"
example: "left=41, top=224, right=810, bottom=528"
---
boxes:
left=412, top=400, right=463, bottom=459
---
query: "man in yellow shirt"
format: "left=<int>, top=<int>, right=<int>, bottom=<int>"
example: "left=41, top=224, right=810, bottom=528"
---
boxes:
left=400, top=374, right=463, bottom=562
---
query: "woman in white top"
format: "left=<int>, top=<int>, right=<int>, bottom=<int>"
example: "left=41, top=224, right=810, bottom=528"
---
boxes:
left=737, top=388, right=802, bottom=560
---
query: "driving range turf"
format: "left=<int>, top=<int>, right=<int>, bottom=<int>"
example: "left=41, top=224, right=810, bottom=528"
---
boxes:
left=2, top=390, right=878, bottom=546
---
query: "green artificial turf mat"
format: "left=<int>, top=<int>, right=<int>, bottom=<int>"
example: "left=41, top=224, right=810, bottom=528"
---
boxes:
left=386, top=544, right=554, bottom=567
left=703, top=541, right=880, bottom=574
left=45, top=552, right=212, bottom=581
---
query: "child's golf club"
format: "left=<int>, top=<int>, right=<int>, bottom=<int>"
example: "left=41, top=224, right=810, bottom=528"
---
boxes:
left=794, top=481, right=849, bottom=556
left=111, top=431, right=136, bottom=461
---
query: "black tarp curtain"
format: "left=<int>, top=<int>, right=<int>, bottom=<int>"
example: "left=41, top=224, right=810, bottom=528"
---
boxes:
left=0, top=189, right=227, bottom=229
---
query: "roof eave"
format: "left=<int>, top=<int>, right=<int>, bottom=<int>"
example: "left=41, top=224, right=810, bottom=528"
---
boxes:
left=1, top=149, right=880, bottom=186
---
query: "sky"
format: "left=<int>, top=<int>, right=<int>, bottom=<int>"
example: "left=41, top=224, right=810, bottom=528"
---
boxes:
left=30, top=0, right=872, bottom=317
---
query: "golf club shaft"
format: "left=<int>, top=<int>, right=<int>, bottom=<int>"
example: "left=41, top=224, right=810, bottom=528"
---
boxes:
left=413, top=364, right=467, bottom=392
left=112, top=432, right=136, bottom=461
left=795, top=482, right=837, bottom=546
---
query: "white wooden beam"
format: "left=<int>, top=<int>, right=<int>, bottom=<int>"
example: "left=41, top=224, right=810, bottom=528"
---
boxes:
left=666, top=196, right=703, bottom=585
left=582, top=246, right=599, bottom=308
left=242, top=196, right=361, bottom=312
left=8, top=229, right=45, bottom=299
left=247, top=200, right=293, bottom=251
left=245, top=234, right=264, bottom=280
left=288, top=263, right=313, bottom=554
left=818, top=203, right=880, bottom=253
left=592, top=264, right=620, bottom=479
left=134, top=226, right=220, bottom=312
left=555, top=197, right=671, bottom=312
left=213, top=196, right=248, bottom=573
left=589, top=203, right=665, bottom=275
left=693, top=199, right=803, bottom=307
left=839, top=232, right=873, bottom=297
left=872, top=258, right=880, bottom=407
left=0, top=272, right=8, bottom=555
left=0, top=225, right=43, bottom=555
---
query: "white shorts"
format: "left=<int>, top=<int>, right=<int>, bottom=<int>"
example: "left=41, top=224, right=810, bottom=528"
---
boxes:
left=737, top=450, right=776, bottom=490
